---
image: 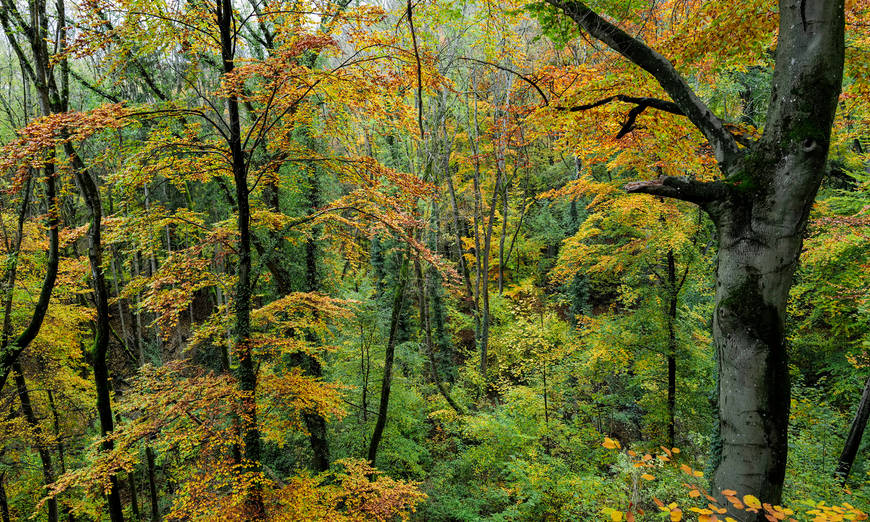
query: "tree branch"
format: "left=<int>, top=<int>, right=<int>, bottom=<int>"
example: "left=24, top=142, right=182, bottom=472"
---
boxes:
left=459, top=57, right=550, bottom=106
left=408, top=0, right=424, bottom=139
left=557, top=94, right=684, bottom=138
left=624, top=175, right=731, bottom=205
left=545, top=0, right=741, bottom=166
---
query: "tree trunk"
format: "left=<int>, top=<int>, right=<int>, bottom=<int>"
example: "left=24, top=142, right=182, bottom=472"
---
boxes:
left=498, top=180, right=509, bottom=295
left=301, top=168, right=331, bottom=473
left=47, top=390, right=75, bottom=522
left=217, top=0, right=264, bottom=513
left=479, top=171, right=501, bottom=379
left=666, top=249, right=677, bottom=449
left=67, top=143, right=125, bottom=522
left=12, top=362, right=57, bottom=522
left=444, top=160, right=475, bottom=301
left=0, top=473, right=9, bottom=522
left=835, top=375, right=870, bottom=483
left=367, top=251, right=409, bottom=465
left=414, top=259, right=464, bottom=415
left=146, top=445, right=161, bottom=521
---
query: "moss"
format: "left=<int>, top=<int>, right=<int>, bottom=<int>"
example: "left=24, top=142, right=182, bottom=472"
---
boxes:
left=725, top=151, right=767, bottom=193
left=718, top=269, right=782, bottom=350
left=725, top=168, right=759, bottom=192
left=786, top=117, right=824, bottom=146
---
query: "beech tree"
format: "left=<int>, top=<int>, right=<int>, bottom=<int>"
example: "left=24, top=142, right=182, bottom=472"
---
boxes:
left=542, top=0, right=845, bottom=512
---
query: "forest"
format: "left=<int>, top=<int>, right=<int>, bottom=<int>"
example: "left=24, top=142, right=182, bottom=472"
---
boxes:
left=0, top=0, right=867, bottom=520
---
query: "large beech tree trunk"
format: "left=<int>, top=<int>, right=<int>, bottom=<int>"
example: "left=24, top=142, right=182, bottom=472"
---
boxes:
left=547, top=0, right=844, bottom=514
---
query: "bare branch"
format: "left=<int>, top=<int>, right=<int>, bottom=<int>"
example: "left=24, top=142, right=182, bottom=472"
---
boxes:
left=557, top=94, right=684, bottom=138
left=459, top=57, right=549, bottom=106
left=408, top=0, right=424, bottom=139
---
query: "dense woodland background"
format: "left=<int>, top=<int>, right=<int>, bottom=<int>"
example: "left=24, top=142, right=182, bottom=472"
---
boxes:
left=0, top=0, right=868, bottom=520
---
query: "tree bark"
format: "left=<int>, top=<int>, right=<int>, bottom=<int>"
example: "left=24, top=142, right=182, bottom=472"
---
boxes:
left=47, top=390, right=75, bottom=522
left=479, top=171, right=501, bottom=379
left=301, top=168, right=331, bottom=472
left=444, top=152, right=475, bottom=301
left=835, top=375, right=870, bottom=483
left=498, top=179, right=509, bottom=295
left=0, top=66, right=61, bottom=395
left=414, top=259, right=464, bottom=415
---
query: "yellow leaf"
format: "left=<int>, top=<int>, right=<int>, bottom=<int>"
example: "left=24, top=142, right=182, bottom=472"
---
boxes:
left=743, top=495, right=762, bottom=509
left=641, top=473, right=655, bottom=481
left=602, top=437, right=621, bottom=450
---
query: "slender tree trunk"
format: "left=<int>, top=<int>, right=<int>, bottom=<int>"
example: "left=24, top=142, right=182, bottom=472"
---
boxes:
left=497, top=180, right=509, bottom=295
left=367, top=252, right=409, bottom=465
left=479, top=171, right=501, bottom=379
left=301, top=169, right=330, bottom=472
left=0, top=136, right=60, bottom=391
left=110, top=249, right=129, bottom=351
left=666, top=249, right=677, bottom=448
left=217, top=0, right=264, bottom=512
left=360, top=324, right=369, bottom=423
left=542, top=364, right=551, bottom=455
left=120, top=414, right=140, bottom=521
left=12, top=362, right=57, bottom=522
left=0, top=174, right=58, bottom=522
left=414, top=259, right=463, bottom=415
left=146, top=446, right=160, bottom=521
left=67, top=143, right=125, bottom=522
left=0, top=473, right=9, bottom=522
left=835, top=375, right=870, bottom=483
left=47, top=390, right=75, bottom=522
left=444, top=158, right=474, bottom=301
left=468, top=92, right=484, bottom=374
